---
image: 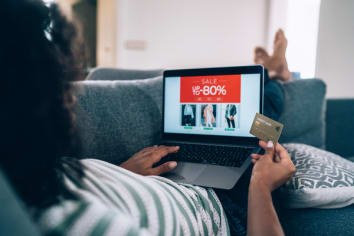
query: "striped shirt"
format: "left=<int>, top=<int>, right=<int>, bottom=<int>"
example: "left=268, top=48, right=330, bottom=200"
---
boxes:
left=37, top=159, right=230, bottom=236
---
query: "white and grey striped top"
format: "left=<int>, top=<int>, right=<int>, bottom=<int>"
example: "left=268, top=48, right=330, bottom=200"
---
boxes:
left=37, top=159, right=230, bottom=236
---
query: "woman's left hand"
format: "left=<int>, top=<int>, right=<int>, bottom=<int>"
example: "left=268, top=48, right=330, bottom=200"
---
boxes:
left=250, top=141, right=296, bottom=192
left=120, top=145, right=179, bottom=176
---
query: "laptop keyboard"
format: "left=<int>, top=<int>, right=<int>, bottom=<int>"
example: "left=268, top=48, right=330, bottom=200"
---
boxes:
left=159, top=143, right=253, bottom=167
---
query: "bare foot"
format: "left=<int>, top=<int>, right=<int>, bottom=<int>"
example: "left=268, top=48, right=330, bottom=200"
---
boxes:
left=272, top=30, right=291, bottom=81
left=254, top=46, right=283, bottom=73
left=254, top=47, right=269, bottom=65
left=254, top=29, right=291, bottom=82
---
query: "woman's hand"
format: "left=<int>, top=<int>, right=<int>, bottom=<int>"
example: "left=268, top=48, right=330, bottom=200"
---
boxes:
left=250, top=141, right=296, bottom=192
left=120, top=145, right=179, bottom=176
left=248, top=141, right=293, bottom=236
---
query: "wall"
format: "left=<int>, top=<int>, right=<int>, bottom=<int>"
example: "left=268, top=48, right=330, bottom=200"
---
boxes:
left=315, top=0, right=354, bottom=98
left=115, top=0, right=269, bottom=69
left=97, top=0, right=118, bottom=67
left=265, top=0, right=321, bottom=78
left=266, top=0, right=288, bottom=51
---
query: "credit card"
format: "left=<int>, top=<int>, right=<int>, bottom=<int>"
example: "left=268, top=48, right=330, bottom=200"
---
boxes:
left=249, top=113, right=283, bottom=144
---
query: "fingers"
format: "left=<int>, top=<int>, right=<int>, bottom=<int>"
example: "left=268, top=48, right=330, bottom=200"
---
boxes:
left=252, top=140, right=275, bottom=163
left=150, top=161, right=177, bottom=175
left=259, top=140, right=275, bottom=161
left=150, top=145, right=179, bottom=163
left=251, top=153, right=262, bottom=159
left=258, top=140, right=268, bottom=149
left=274, top=153, right=281, bottom=163
left=141, top=145, right=178, bottom=156
left=139, top=145, right=159, bottom=154
left=274, top=143, right=296, bottom=174
left=275, top=143, right=290, bottom=162
left=251, top=153, right=262, bottom=163
left=275, top=143, right=288, bottom=157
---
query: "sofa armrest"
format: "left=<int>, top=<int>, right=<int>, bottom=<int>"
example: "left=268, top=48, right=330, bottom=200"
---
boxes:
left=326, top=98, right=354, bottom=158
left=0, top=170, right=40, bottom=236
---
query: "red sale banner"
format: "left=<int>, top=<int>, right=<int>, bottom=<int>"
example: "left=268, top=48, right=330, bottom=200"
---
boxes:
left=180, top=75, right=241, bottom=103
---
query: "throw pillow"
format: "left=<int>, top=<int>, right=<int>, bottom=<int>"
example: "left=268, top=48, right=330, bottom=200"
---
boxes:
left=278, top=79, right=327, bottom=149
left=278, top=143, right=354, bottom=209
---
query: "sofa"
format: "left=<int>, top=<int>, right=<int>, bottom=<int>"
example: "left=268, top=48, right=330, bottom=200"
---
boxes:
left=1, top=67, right=353, bottom=236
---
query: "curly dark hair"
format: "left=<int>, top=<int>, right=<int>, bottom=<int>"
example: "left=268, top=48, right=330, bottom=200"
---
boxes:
left=0, top=0, right=86, bottom=209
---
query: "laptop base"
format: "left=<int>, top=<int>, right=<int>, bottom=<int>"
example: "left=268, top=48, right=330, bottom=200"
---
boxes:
left=162, top=157, right=252, bottom=189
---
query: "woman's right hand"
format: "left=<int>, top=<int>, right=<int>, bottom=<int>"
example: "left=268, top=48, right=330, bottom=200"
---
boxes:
left=250, top=141, right=296, bottom=192
left=120, top=145, right=179, bottom=176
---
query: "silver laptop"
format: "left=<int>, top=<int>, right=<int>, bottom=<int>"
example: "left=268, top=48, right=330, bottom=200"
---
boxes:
left=160, top=65, right=264, bottom=189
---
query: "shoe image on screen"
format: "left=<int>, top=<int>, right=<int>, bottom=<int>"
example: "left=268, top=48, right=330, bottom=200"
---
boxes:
left=222, top=104, right=240, bottom=129
left=201, top=104, right=217, bottom=128
left=181, top=104, right=196, bottom=127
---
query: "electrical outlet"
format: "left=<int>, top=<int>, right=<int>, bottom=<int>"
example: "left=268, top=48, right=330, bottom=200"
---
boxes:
left=125, top=40, right=147, bottom=51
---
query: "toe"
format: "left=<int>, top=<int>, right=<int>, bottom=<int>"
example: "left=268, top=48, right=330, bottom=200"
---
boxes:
left=255, top=46, right=269, bottom=56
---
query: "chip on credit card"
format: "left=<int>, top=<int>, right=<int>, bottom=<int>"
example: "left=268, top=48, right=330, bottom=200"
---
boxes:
left=249, top=113, right=283, bottom=144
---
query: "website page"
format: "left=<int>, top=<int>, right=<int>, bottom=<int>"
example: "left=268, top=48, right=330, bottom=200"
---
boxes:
left=164, top=74, right=261, bottom=137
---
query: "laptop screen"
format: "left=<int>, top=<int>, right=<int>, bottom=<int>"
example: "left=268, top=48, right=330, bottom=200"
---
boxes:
left=164, top=71, right=261, bottom=138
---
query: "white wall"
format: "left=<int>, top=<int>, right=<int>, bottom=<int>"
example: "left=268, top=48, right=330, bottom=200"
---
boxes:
left=315, top=0, right=354, bottom=98
left=97, top=0, right=118, bottom=67
left=266, top=0, right=321, bottom=78
left=115, top=0, right=269, bottom=69
left=266, top=0, right=288, bottom=51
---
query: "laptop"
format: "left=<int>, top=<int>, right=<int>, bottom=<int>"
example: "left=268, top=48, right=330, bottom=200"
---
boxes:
left=160, top=65, right=264, bottom=189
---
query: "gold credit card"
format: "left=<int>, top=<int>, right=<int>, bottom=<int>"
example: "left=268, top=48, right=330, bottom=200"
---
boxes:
left=249, top=113, right=283, bottom=144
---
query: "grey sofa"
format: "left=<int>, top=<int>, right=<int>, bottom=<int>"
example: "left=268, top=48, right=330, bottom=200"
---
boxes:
left=1, top=67, right=353, bottom=236
left=278, top=98, right=354, bottom=236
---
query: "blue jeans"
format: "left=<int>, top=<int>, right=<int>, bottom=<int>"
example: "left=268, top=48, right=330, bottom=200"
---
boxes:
left=263, top=71, right=285, bottom=121
left=215, top=70, right=285, bottom=235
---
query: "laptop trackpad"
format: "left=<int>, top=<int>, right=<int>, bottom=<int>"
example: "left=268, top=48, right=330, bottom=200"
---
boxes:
left=164, top=158, right=251, bottom=189
left=168, top=162, right=207, bottom=182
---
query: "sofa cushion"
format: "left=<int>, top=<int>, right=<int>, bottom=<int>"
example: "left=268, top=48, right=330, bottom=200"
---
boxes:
left=278, top=204, right=354, bottom=236
left=279, top=143, right=354, bottom=209
left=278, top=79, right=326, bottom=149
left=73, top=77, right=163, bottom=164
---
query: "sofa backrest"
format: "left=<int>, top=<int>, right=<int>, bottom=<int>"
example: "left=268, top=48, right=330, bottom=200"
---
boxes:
left=73, top=68, right=329, bottom=163
left=87, top=67, right=163, bottom=81
left=73, top=77, right=163, bottom=163
left=278, top=79, right=326, bottom=149
left=326, top=99, right=354, bottom=158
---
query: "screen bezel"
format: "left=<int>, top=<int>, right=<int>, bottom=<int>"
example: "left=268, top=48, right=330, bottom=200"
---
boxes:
left=162, top=65, right=264, bottom=146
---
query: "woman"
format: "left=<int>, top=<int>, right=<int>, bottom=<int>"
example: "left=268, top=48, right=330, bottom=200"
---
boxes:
left=0, top=1, right=295, bottom=235
left=203, top=104, right=216, bottom=127
left=183, top=104, right=194, bottom=126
